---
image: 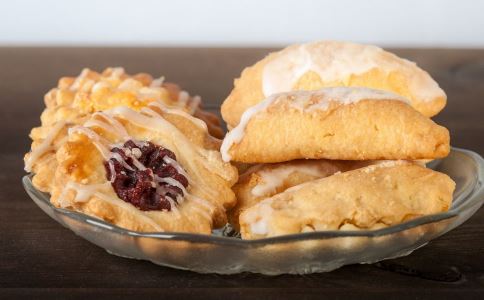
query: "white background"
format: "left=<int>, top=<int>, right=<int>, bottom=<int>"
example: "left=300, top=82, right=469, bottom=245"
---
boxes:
left=1, top=0, right=483, bottom=47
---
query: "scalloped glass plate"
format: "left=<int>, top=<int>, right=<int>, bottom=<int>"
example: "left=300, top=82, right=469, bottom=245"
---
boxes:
left=23, top=147, right=484, bottom=275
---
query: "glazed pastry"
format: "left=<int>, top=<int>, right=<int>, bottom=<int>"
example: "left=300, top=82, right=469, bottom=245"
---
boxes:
left=25, top=67, right=223, bottom=193
left=221, top=41, right=446, bottom=127
left=221, top=87, right=450, bottom=163
left=48, top=104, right=237, bottom=233
left=40, top=67, right=223, bottom=137
left=239, top=161, right=455, bottom=239
left=229, top=159, right=373, bottom=230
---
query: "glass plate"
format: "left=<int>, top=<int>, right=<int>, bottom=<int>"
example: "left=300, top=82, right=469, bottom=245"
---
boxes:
left=23, top=147, right=484, bottom=275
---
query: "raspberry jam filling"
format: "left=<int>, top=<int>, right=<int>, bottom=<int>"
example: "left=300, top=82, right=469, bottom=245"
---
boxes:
left=104, top=140, right=189, bottom=211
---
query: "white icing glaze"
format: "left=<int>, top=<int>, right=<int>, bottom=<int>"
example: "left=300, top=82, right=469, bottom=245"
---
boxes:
left=25, top=121, right=66, bottom=172
left=188, top=95, right=201, bottom=114
left=104, top=106, right=232, bottom=182
left=144, top=101, right=208, bottom=132
left=178, top=91, right=190, bottom=106
left=95, top=112, right=130, bottom=139
left=220, top=87, right=408, bottom=162
left=220, top=95, right=275, bottom=161
left=250, top=218, right=268, bottom=235
left=92, top=81, right=111, bottom=93
left=288, top=87, right=409, bottom=111
left=68, top=126, right=111, bottom=159
left=165, top=196, right=182, bottom=219
left=150, top=76, right=165, bottom=87
left=164, top=156, right=190, bottom=179
left=251, top=163, right=336, bottom=197
left=110, top=152, right=135, bottom=171
left=84, top=112, right=129, bottom=141
left=107, top=160, right=116, bottom=182
left=245, top=202, right=273, bottom=236
left=155, top=176, right=187, bottom=195
left=59, top=181, right=111, bottom=204
left=59, top=105, right=224, bottom=224
left=262, top=41, right=445, bottom=102
left=125, top=151, right=146, bottom=170
left=131, top=148, right=142, bottom=158
left=361, top=160, right=409, bottom=173
left=137, top=87, right=162, bottom=100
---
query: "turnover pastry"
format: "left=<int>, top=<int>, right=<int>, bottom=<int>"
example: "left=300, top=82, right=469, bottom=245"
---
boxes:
left=221, top=87, right=450, bottom=163
left=239, top=161, right=455, bottom=239
left=229, top=159, right=373, bottom=230
left=221, top=41, right=446, bottom=127
left=25, top=67, right=222, bottom=193
left=49, top=105, right=237, bottom=232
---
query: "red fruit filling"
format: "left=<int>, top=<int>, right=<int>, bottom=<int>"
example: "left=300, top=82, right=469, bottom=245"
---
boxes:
left=104, top=140, right=188, bottom=211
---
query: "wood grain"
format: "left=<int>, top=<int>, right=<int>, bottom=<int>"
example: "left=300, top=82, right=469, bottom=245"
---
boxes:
left=0, top=47, right=483, bottom=299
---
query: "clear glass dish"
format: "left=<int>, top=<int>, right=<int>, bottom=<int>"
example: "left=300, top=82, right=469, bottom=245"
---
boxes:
left=23, top=147, right=484, bottom=275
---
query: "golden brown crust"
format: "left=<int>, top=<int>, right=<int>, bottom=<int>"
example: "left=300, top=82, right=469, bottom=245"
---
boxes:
left=239, top=162, right=455, bottom=239
left=222, top=89, right=449, bottom=163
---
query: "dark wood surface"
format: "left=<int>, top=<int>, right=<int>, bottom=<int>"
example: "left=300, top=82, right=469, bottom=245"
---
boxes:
left=0, top=47, right=483, bottom=299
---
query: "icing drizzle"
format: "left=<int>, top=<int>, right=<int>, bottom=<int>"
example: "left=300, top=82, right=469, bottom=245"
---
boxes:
left=221, top=87, right=409, bottom=162
left=24, top=121, right=66, bottom=172
left=251, top=162, right=340, bottom=197
left=262, top=41, right=446, bottom=102
left=56, top=105, right=226, bottom=225
left=243, top=160, right=412, bottom=237
left=66, top=67, right=201, bottom=113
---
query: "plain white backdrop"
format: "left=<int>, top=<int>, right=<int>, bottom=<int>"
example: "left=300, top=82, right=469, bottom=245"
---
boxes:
left=1, top=0, right=483, bottom=47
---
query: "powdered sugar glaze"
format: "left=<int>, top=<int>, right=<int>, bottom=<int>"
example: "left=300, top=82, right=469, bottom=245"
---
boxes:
left=262, top=41, right=446, bottom=102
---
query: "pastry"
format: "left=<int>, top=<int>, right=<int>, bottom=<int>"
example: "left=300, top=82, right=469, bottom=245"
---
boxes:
left=25, top=67, right=223, bottom=193
left=221, top=87, right=449, bottom=163
left=48, top=104, right=237, bottom=232
left=221, top=41, right=446, bottom=128
left=239, top=161, right=455, bottom=239
left=229, top=159, right=373, bottom=230
left=24, top=47, right=455, bottom=241
left=41, top=67, right=222, bottom=135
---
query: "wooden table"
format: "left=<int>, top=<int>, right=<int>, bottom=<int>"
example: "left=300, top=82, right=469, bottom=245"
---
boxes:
left=1, top=47, right=483, bottom=299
